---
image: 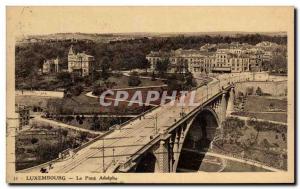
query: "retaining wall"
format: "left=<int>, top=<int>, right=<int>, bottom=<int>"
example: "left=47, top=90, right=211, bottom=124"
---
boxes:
left=16, top=90, right=64, bottom=98
left=235, top=81, right=287, bottom=96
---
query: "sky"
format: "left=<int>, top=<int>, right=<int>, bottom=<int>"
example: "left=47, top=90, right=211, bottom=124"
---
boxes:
left=6, top=6, right=292, bottom=37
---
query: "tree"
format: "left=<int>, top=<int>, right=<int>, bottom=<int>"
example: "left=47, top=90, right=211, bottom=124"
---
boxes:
left=79, top=132, right=88, bottom=141
left=76, top=115, right=81, bottom=122
left=269, top=54, right=287, bottom=73
left=128, top=75, right=141, bottom=86
left=31, top=138, right=39, bottom=145
left=57, top=72, right=71, bottom=82
left=111, top=54, right=122, bottom=71
left=71, top=85, right=84, bottom=96
left=141, top=58, right=150, bottom=72
left=151, top=71, right=156, bottom=81
left=104, top=81, right=116, bottom=89
left=184, top=72, right=197, bottom=89
left=84, top=77, right=92, bottom=87
left=256, top=87, right=263, bottom=96
left=269, top=103, right=275, bottom=110
left=65, top=115, right=74, bottom=122
left=100, top=56, right=110, bottom=80
left=28, top=68, right=39, bottom=90
left=155, top=59, right=170, bottom=76
left=61, top=130, right=69, bottom=138
left=90, top=114, right=101, bottom=131
left=99, top=117, right=112, bottom=131
left=61, top=130, right=69, bottom=144
left=166, top=75, right=182, bottom=93
left=90, top=120, right=100, bottom=131
left=92, top=85, right=107, bottom=96
left=35, top=142, right=60, bottom=162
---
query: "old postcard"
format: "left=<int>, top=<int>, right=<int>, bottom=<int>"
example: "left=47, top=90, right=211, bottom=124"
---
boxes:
left=6, top=6, right=295, bottom=184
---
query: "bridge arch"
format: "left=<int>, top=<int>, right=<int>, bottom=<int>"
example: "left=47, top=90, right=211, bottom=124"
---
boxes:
left=175, top=107, right=220, bottom=172
left=134, top=152, right=158, bottom=172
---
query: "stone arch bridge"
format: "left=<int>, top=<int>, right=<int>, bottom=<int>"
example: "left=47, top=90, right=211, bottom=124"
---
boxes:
left=17, top=72, right=258, bottom=174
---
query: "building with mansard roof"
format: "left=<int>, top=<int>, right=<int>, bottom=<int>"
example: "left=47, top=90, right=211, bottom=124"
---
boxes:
left=67, top=45, right=95, bottom=77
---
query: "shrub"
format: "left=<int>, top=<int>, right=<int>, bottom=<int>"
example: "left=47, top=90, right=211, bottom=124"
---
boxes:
left=56, top=72, right=71, bottom=82
left=31, top=138, right=39, bottom=145
left=61, top=130, right=69, bottom=138
left=104, top=81, right=117, bottom=89
left=65, top=116, right=74, bottom=122
left=84, top=78, right=92, bottom=87
left=71, top=85, right=84, bottom=96
left=92, top=85, right=107, bottom=96
left=256, top=87, right=263, bottom=96
left=16, top=147, right=25, bottom=154
left=151, top=72, right=156, bottom=81
left=35, top=142, right=59, bottom=162
left=128, top=75, right=141, bottom=86
left=79, top=132, right=88, bottom=141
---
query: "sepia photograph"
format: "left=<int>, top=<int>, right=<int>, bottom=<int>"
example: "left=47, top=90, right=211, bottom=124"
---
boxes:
left=6, top=6, right=295, bottom=184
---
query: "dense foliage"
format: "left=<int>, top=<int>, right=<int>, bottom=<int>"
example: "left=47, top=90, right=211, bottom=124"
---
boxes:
left=128, top=75, right=141, bottom=86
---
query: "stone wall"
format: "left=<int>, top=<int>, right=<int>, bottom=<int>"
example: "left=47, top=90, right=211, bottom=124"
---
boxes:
left=16, top=90, right=64, bottom=98
left=235, top=81, right=287, bottom=96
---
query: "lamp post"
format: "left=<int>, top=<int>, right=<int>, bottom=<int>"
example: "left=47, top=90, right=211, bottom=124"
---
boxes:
left=144, top=113, right=158, bottom=134
left=204, top=80, right=209, bottom=100
left=112, top=148, right=115, bottom=165
left=215, top=77, right=221, bottom=91
left=102, top=138, right=105, bottom=172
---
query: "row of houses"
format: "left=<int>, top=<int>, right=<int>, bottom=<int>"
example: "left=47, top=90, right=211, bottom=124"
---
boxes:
left=146, top=42, right=280, bottom=74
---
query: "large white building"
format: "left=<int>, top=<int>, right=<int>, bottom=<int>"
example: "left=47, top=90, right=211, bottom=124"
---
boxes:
left=68, top=45, right=95, bottom=77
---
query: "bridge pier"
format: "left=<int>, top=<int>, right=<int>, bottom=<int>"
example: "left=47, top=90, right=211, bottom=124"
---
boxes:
left=218, top=100, right=222, bottom=116
left=218, top=91, right=227, bottom=138
left=226, top=87, right=235, bottom=116
left=173, top=131, right=179, bottom=162
left=172, top=130, right=180, bottom=172
left=220, top=91, right=227, bottom=123
left=153, top=132, right=171, bottom=173
left=169, top=137, right=174, bottom=172
left=156, top=139, right=169, bottom=172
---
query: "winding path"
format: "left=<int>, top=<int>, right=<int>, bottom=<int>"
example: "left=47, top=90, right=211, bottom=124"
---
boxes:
left=183, top=148, right=283, bottom=172
left=32, top=115, right=104, bottom=135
